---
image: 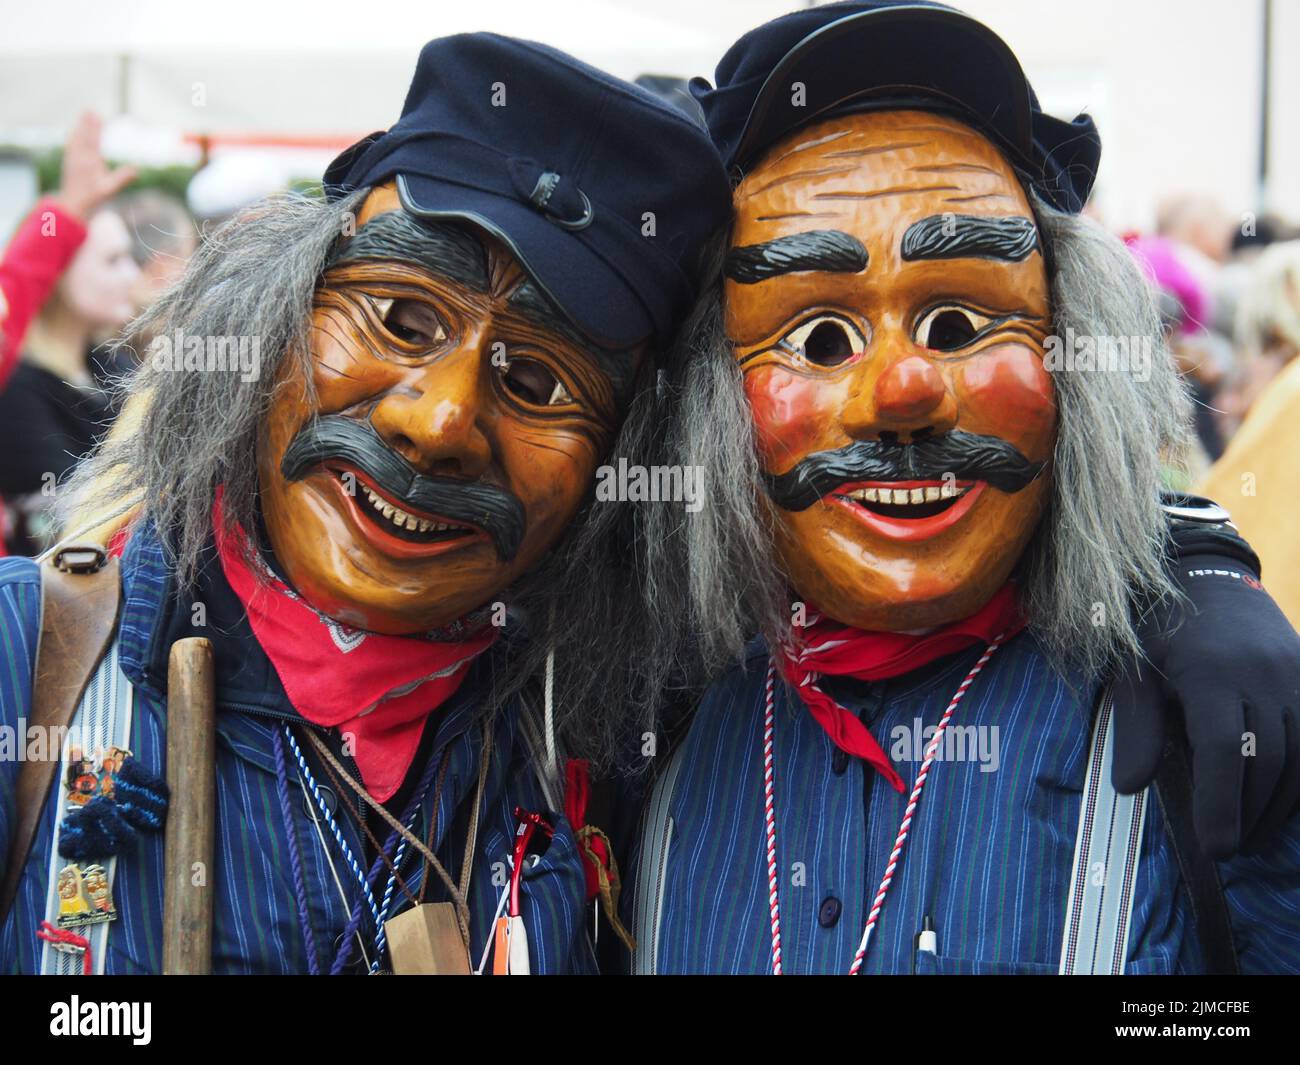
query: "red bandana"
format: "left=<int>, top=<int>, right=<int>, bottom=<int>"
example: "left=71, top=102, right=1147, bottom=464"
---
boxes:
left=212, top=494, right=497, bottom=802
left=777, top=584, right=1026, bottom=793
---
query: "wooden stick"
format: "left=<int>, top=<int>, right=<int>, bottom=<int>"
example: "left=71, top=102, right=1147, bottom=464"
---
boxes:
left=163, top=637, right=216, bottom=974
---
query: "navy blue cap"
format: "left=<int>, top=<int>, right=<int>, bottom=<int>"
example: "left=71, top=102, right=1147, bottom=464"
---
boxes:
left=691, top=2, right=1100, bottom=214
left=325, top=33, right=731, bottom=350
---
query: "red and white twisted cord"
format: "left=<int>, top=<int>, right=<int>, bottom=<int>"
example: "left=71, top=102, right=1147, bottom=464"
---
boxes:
left=762, top=636, right=1006, bottom=976
left=846, top=635, right=1005, bottom=974
left=763, top=662, right=783, bottom=975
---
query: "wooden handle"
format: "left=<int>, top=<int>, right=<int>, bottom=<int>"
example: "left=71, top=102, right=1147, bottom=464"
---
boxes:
left=163, top=637, right=216, bottom=975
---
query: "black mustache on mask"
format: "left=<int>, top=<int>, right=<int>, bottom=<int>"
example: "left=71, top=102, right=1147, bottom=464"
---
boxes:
left=280, top=415, right=526, bottom=561
left=763, top=430, right=1046, bottom=512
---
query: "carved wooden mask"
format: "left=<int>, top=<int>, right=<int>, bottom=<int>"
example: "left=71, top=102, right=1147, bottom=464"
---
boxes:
left=725, top=111, right=1056, bottom=631
left=258, top=183, right=628, bottom=634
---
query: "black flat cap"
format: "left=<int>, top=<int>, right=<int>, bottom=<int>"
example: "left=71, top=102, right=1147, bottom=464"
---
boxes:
left=691, top=1, right=1100, bottom=214
left=325, top=33, right=731, bottom=350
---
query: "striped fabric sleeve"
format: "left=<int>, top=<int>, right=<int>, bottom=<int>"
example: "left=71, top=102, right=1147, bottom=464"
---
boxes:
left=1217, top=811, right=1300, bottom=974
left=0, top=557, right=42, bottom=896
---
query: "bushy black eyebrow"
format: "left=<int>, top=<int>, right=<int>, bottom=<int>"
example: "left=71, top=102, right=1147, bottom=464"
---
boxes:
left=900, top=214, right=1039, bottom=262
left=507, top=278, right=590, bottom=351
left=507, top=279, right=637, bottom=400
left=724, top=229, right=869, bottom=284
left=326, top=210, right=489, bottom=290
left=329, top=210, right=638, bottom=403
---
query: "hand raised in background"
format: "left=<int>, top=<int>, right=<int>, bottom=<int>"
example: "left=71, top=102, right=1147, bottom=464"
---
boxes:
left=51, top=111, right=137, bottom=220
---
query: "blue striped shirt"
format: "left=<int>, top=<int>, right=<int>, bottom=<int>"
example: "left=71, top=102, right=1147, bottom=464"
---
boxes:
left=631, top=635, right=1300, bottom=974
left=0, top=528, right=594, bottom=974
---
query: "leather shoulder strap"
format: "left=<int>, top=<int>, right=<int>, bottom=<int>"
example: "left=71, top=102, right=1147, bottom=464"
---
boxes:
left=1154, top=728, right=1240, bottom=974
left=0, top=543, right=122, bottom=925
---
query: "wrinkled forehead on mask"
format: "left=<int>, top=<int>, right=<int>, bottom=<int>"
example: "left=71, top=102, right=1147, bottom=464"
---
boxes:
left=321, top=189, right=644, bottom=404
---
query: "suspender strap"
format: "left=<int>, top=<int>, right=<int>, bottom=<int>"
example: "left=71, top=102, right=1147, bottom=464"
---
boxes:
left=0, top=545, right=121, bottom=926
left=40, top=636, right=134, bottom=975
left=1154, top=730, right=1239, bottom=974
left=1059, top=690, right=1148, bottom=975
left=631, top=740, right=687, bottom=975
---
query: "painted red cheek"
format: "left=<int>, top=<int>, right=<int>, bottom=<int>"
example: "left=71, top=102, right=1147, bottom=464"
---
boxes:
left=743, top=366, right=832, bottom=470
left=958, top=343, right=1057, bottom=443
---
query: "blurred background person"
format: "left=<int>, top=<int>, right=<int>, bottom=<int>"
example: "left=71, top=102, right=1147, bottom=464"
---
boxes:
left=1156, top=193, right=1234, bottom=275
left=1127, top=232, right=1225, bottom=477
left=116, top=187, right=196, bottom=316
left=0, top=112, right=134, bottom=385
left=1217, top=239, right=1300, bottom=432
left=0, top=113, right=137, bottom=555
left=1199, top=241, right=1300, bottom=629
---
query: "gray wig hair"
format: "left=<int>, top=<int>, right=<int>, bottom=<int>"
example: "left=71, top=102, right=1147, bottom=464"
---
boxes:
left=647, top=197, right=1195, bottom=684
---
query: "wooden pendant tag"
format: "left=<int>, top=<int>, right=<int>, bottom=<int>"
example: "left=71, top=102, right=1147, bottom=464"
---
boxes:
left=385, top=903, right=471, bottom=975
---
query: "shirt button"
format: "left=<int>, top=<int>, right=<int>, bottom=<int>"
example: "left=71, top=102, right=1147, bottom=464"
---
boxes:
left=819, top=896, right=842, bottom=928
left=304, top=783, right=338, bottom=818
left=831, top=748, right=850, bottom=776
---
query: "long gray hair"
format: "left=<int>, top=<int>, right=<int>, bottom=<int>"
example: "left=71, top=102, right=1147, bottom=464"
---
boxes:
left=645, top=198, right=1194, bottom=684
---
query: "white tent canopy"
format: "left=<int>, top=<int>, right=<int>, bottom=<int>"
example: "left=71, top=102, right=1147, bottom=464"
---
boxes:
left=0, top=0, right=797, bottom=138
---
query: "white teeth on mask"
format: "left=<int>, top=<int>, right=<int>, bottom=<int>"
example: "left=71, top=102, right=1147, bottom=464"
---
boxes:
left=344, top=473, right=471, bottom=537
left=841, top=483, right=971, bottom=507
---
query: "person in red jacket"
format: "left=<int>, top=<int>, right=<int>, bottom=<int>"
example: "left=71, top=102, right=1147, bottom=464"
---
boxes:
left=0, top=112, right=136, bottom=387
left=0, top=112, right=137, bottom=555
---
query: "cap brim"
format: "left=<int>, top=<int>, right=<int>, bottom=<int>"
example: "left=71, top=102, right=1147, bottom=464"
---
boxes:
left=395, top=174, right=653, bottom=351
left=732, top=5, right=1036, bottom=174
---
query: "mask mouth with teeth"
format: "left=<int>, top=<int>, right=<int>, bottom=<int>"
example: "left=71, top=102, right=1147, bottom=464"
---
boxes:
left=280, top=414, right=526, bottom=561
left=840, top=481, right=970, bottom=514
left=351, top=475, right=483, bottom=543
left=763, top=430, right=1044, bottom=512
left=761, top=429, right=1044, bottom=545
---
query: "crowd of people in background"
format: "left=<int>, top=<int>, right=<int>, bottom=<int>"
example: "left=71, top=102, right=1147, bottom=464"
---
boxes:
left=0, top=110, right=1298, bottom=579
left=1122, top=194, right=1300, bottom=476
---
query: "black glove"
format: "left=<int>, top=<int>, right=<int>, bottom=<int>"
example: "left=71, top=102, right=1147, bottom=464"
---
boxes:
left=1112, top=552, right=1300, bottom=859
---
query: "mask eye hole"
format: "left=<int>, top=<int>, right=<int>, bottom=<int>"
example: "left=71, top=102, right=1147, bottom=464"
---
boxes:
left=500, top=357, right=573, bottom=407
left=915, top=306, right=992, bottom=352
left=370, top=296, right=448, bottom=349
left=779, top=315, right=866, bottom=367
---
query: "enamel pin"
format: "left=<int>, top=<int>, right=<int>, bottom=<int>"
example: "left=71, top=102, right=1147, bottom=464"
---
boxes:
left=55, top=863, right=117, bottom=929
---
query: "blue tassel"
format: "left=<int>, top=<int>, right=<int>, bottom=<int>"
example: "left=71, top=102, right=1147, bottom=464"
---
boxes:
left=56, top=758, right=171, bottom=862
left=113, top=758, right=170, bottom=832
left=58, top=797, right=134, bottom=862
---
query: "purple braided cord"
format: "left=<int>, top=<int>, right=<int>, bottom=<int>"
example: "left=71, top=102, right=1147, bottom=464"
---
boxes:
left=328, top=745, right=443, bottom=975
left=271, top=726, right=321, bottom=975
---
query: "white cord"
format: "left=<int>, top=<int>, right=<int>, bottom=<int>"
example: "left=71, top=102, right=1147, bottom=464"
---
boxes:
left=475, top=867, right=513, bottom=975
left=543, top=647, right=558, bottom=783
left=293, top=759, right=371, bottom=971
left=40, top=496, right=146, bottom=561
